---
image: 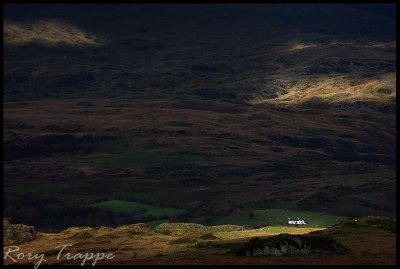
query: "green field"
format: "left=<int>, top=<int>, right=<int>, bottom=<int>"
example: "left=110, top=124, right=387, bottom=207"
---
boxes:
left=213, top=225, right=316, bottom=239
left=109, top=192, right=166, bottom=203
left=91, top=200, right=183, bottom=218
left=213, top=209, right=348, bottom=228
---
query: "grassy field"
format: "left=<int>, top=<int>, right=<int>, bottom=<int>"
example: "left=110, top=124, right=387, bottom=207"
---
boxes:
left=213, top=209, right=347, bottom=228
left=214, top=226, right=325, bottom=239
left=91, top=200, right=183, bottom=217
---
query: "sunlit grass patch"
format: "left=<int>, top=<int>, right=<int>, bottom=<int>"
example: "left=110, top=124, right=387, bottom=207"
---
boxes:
left=109, top=192, right=166, bottom=203
left=4, top=20, right=101, bottom=46
left=253, top=209, right=347, bottom=228
left=213, top=209, right=347, bottom=228
left=214, top=226, right=325, bottom=239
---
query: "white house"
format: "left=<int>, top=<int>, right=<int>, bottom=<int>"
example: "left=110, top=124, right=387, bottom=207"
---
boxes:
left=288, top=219, right=307, bottom=225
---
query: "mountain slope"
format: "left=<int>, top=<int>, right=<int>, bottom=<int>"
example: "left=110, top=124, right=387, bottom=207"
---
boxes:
left=3, top=4, right=396, bottom=232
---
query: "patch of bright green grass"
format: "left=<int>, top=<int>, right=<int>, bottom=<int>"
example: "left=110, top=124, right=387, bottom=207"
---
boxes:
left=91, top=200, right=182, bottom=217
left=110, top=192, right=166, bottom=203
left=214, top=226, right=292, bottom=239
left=254, top=209, right=347, bottom=228
left=257, top=226, right=293, bottom=233
left=213, top=209, right=347, bottom=228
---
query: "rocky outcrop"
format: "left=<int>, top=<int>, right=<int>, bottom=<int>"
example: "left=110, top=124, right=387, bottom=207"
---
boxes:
left=117, top=223, right=151, bottom=234
left=236, top=234, right=349, bottom=257
left=64, top=223, right=151, bottom=240
left=3, top=218, right=37, bottom=245
left=317, top=216, right=396, bottom=236
left=155, top=223, right=246, bottom=235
